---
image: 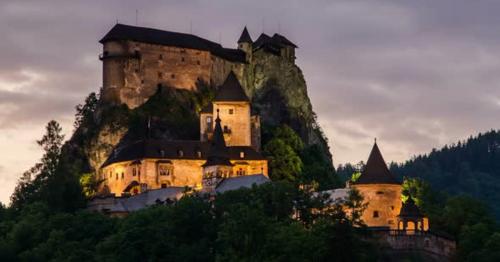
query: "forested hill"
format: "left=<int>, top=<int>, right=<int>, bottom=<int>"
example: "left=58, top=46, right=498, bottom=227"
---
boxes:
left=390, top=130, right=500, bottom=218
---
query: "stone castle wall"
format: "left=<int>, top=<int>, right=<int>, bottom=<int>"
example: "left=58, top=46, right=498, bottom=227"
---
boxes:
left=353, top=184, right=403, bottom=229
left=101, top=158, right=267, bottom=196
left=101, top=40, right=244, bottom=109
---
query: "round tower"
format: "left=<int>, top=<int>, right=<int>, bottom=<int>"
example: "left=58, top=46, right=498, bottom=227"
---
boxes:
left=237, top=26, right=253, bottom=62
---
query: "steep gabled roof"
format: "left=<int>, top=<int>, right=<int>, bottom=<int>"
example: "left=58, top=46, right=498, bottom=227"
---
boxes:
left=214, top=72, right=249, bottom=102
left=238, top=27, right=253, bottom=43
left=100, top=24, right=245, bottom=62
left=271, top=33, right=297, bottom=48
left=203, top=112, right=233, bottom=167
left=354, top=142, right=400, bottom=185
left=398, top=197, right=424, bottom=218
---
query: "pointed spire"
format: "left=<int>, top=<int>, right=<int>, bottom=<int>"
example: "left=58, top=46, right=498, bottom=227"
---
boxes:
left=238, top=26, right=253, bottom=43
left=399, top=195, right=424, bottom=218
left=355, top=141, right=400, bottom=185
left=214, top=72, right=249, bottom=102
left=203, top=110, right=232, bottom=167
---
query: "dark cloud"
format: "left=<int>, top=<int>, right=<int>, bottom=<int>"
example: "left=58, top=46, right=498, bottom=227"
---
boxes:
left=1, top=0, right=500, bottom=202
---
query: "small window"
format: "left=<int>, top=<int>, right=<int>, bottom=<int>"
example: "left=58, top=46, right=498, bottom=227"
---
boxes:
left=132, top=168, right=136, bottom=176
left=141, top=80, right=144, bottom=84
left=135, top=69, right=139, bottom=73
left=207, top=116, right=212, bottom=123
left=181, top=57, right=185, bottom=62
left=390, top=206, right=394, bottom=210
left=158, top=72, right=163, bottom=78
left=376, top=191, right=384, bottom=195
left=121, top=172, right=124, bottom=179
left=197, top=60, right=200, bottom=65
left=229, top=109, right=234, bottom=115
left=115, top=173, right=118, bottom=180
left=373, top=211, right=379, bottom=218
left=160, top=150, right=165, bottom=157
left=171, top=74, right=175, bottom=79
left=240, top=151, right=245, bottom=158
left=178, top=150, right=184, bottom=157
left=159, top=54, right=163, bottom=60
left=197, top=151, right=202, bottom=158
left=223, top=125, right=229, bottom=133
left=161, top=183, right=167, bottom=188
left=109, top=172, right=112, bottom=178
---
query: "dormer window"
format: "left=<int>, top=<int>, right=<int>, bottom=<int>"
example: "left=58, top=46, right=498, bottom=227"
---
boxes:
left=240, top=151, right=245, bottom=158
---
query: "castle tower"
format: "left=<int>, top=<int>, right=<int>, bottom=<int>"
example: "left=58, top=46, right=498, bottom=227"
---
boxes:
left=237, top=26, right=253, bottom=61
left=397, top=196, right=429, bottom=234
left=211, top=72, right=252, bottom=147
left=202, top=110, right=234, bottom=193
left=352, top=140, right=402, bottom=229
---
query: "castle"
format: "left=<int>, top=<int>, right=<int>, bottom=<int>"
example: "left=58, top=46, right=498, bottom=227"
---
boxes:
left=99, top=24, right=296, bottom=109
left=88, top=23, right=455, bottom=259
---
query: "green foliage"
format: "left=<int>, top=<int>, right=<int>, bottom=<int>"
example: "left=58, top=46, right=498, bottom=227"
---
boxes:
left=264, top=138, right=303, bottom=182
left=10, top=121, right=85, bottom=212
left=263, top=125, right=339, bottom=189
left=0, top=182, right=378, bottom=261
left=74, top=92, right=98, bottom=130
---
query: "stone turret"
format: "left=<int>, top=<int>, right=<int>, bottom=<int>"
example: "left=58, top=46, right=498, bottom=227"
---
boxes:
left=352, top=140, right=402, bottom=229
left=237, top=26, right=253, bottom=61
left=202, top=110, right=234, bottom=193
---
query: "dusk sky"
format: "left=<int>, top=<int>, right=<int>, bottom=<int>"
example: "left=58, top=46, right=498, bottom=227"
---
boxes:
left=1, top=0, right=500, bottom=204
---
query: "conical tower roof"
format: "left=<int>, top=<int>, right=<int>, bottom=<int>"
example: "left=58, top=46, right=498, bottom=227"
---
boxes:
left=203, top=111, right=233, bottom=167
left=355, top=141, right=400, bottom=184
left=214, top=72, right=249, bottom=102
left=237, top=26, right=253, bottom=43
left=398, top=196, right=424, bottom=218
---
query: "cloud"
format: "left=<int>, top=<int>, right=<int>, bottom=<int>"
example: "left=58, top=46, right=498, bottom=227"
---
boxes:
left=1, top=0, right=500, bottom=203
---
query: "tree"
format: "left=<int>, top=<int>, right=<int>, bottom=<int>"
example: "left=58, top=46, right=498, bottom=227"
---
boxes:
left=264, top=139, right=303, bottom=182
left=74, top=92, right=98, bottom=130
left=10, top=120, right=64, bottom=210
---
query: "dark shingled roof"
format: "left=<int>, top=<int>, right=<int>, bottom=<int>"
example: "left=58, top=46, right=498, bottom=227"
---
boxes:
left=238, top=27, right=253, bottom=43
left=398, top=197, right=424, bottom=218
left=252, top=33, right=298, bottom=55
left=100, top=24, right=245, bottom=63
left=354, top=142, right=400, bottom=185
left=214, top=72, right=249, bottom=102
left=203, top=113, right=233, bottom=167
left=101, top=137, right=264, bottom=168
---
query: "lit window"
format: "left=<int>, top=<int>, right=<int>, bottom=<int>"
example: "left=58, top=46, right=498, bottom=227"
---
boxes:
left=240, top=151, right=245, bottom=158
left=197, top=151, right=202, bottom=158
left=178, top=150, right=184, bottom=157
left=373, top=211, right=379, bottom=218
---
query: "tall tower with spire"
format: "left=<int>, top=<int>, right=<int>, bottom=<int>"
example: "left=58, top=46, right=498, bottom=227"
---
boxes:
left=351, top=140, right=402, bottom=229
left=202, top=110, right=234, bottom=193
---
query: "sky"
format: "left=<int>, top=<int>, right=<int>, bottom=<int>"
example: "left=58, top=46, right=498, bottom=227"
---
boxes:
left=1, top=0, right=500, bottom=204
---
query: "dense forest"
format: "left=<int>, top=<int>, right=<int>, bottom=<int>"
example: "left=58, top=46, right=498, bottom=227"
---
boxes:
left=391, top=130, right=500, bottom=219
